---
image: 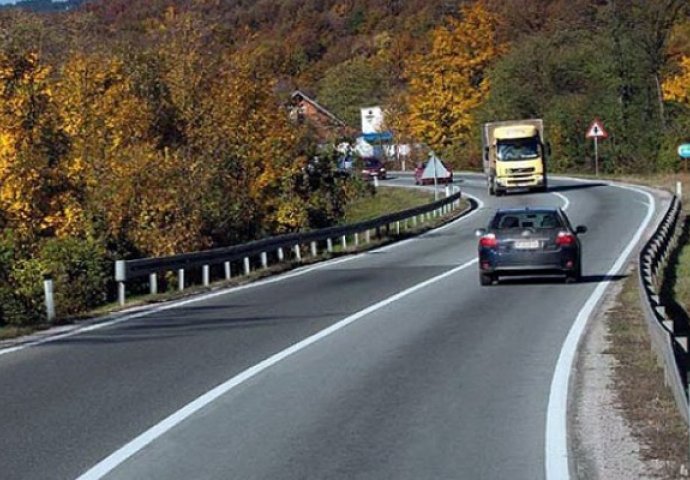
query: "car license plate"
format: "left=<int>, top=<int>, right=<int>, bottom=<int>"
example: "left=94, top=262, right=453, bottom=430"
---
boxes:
left=514, top=240, right=540, bottom=250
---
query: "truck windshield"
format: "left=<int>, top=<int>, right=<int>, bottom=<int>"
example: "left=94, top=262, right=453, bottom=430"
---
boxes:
left=497, top=138, right=540, bottom=161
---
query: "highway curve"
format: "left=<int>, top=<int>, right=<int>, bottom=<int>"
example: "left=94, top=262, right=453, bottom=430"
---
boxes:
left=0, top=173, right=666, bottom=480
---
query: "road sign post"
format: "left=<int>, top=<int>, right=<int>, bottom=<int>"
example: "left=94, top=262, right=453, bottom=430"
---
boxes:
left=586, top=118, right=609, bottom=177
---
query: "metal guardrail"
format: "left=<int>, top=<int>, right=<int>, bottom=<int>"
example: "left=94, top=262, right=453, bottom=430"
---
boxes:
left=638, top=194, right=688, bottom=424
left=114, top=189, right=468, bottom=305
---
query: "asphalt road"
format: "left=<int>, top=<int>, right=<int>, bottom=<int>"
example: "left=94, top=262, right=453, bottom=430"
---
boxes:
left=0, top=173, right=664, bottom=480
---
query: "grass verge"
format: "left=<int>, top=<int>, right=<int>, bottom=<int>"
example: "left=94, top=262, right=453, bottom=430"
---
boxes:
left=606, top=271, right=689, bottom=479
left=342, top=185, right=435, bottom=224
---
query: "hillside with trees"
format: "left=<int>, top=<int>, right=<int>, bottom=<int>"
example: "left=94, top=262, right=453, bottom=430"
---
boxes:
left=0, top=0, right=689, bottom=326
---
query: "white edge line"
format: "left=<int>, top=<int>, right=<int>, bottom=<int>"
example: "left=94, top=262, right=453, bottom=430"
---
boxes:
left=552, top=192, right=570, bottom=211
left=75, top=257, right=479, bottom=480
left=545, top=184, right=656, bottom=480
left=0, top=191, right=483, bottom=358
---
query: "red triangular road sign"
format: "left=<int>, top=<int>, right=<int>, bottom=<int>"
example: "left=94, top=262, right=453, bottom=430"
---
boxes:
left=586, top=118, right=608, bottom=139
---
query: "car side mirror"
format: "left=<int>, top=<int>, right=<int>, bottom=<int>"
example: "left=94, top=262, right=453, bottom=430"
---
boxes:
left=475, top=228, right=487, bottom=237
left=575, top=225, right=587, bottom=234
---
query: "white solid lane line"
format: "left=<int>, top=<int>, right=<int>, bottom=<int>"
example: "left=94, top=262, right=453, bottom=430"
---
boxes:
left=74, top=258, right=479, bottom=480
left=552, top=192, right=570, bottom=211
left=545, top=184, right=655, bottom=480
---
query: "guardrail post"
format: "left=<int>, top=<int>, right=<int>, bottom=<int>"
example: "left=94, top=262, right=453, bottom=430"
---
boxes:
left=677, top=181, right=682, bottom=197
left=178, top=269, right=185, bottom=291
left=413, top=216, right=417, bottom=227
left=365, top=230, right=371, bottom=243
left=294, top=244, right=301, bottom=261
left=224, top=261, right=232, bottom=280
left=355, top=232, right=360, bottom=246
left=278, top=247, right=284, bottom=262
left=150, top=273, right=158, bottom=295
left=341, top=235, right=347, bottom=249
left=261, top=252, right=268, bottom=269
left=311, top=241, right=318, bottom=257
left=203, top=265, right=210, bottom=286
left=115, top=260, right=126, bottom=306
left=43, top=276, right=55, bottom=322
left=327, top=238, right=333, bottom=253
left=373, top=175, right=379, bottom=188
left=396, top=221, right=400, bottom=235
left=244, top=257, right=251, bottom=275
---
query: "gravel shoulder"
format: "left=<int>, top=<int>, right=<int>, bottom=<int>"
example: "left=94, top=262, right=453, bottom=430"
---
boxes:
left=572, top=266, right=689, bottom=479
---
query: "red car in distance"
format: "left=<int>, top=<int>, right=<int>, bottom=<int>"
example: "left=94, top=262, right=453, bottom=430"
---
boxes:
left=360, top=157, right=387, bottom=180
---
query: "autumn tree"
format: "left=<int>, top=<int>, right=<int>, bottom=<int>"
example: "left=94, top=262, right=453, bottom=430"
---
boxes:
left=663, top=55, right=690, bottom=106
left=404, top=2, right=505, bottom=167
left=198, top=51, right=310, bottom=241
left=0, top=50, right=68, bottom=240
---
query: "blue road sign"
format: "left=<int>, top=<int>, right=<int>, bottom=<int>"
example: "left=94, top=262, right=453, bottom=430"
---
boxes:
left=679, top=144, right=690, bottom=159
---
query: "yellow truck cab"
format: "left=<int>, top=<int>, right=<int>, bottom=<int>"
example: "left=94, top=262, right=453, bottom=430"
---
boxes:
left=482, top=119, right=548, bottom=196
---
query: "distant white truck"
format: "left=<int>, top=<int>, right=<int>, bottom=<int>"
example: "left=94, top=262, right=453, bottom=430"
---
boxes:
left=482, top=119, right=549, bottom=196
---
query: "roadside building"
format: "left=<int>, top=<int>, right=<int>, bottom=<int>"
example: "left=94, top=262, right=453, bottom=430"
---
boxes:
left=288, top=90, right=354, bottom=142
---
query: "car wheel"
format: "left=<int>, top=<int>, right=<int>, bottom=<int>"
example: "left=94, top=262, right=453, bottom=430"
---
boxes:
left=565, top=263, right=581, bottom=284
left=479, top=272, right=495, bottom=286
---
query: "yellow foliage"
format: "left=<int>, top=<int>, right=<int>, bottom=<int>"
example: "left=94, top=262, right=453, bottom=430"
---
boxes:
left=663, top=55, right=690, bottom=105
left=53, top=52, right=155, bottom=239
left=0, top=51, right=64, bottom=239
left=404, top=2, right=506, bottom=159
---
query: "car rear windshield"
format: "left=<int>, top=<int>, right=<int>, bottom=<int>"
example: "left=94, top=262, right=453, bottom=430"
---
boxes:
left=491, top=211, right=563, bottom=230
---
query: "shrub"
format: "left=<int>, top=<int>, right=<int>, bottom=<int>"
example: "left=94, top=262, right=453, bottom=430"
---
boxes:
left=0, top=231, right=44, bottom=326
left=3, top=237, right=109, bottom=326
left=35, top=237, right=109, bottom=319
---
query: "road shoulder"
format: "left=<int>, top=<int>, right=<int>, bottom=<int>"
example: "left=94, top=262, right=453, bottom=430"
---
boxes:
left=572, top=262, right=689, bottom=479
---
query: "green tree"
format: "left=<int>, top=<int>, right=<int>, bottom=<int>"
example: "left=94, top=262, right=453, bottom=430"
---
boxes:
left=317, top=56, right=390, bottom=128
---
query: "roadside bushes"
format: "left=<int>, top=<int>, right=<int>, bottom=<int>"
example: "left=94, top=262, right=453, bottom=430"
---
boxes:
left=0, top=233, right=109, bottom=327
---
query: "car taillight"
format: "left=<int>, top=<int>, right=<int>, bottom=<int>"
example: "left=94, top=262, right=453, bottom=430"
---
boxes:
left=479, top=233, right=497, bottom=248
left=556, top=231, right=575, bottom=246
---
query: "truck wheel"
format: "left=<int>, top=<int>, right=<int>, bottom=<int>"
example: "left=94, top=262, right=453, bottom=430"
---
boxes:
left=480, top=272, right=495, bottom=286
